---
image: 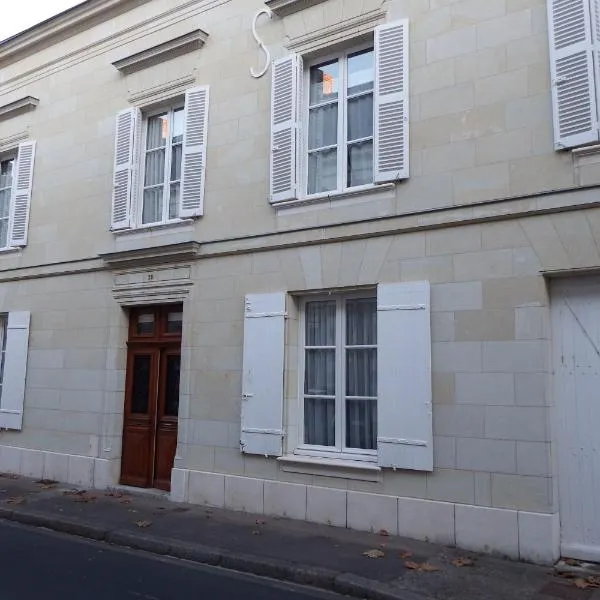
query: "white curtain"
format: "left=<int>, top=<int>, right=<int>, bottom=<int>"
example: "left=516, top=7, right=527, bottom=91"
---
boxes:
left=142, top=115, right=167, bottom=224
left=347, top=93, right=374, bottom=188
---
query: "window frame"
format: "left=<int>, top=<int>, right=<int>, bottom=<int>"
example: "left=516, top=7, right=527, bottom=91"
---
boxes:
left=137, top=102, right=185, bottom=228
left=0, top=152, right=16, bottom=250
left=296, top=290, right=378, bottom=462
left=302, top=41, right=376, bottom=201
left=0, top=314, right=7, bottom=404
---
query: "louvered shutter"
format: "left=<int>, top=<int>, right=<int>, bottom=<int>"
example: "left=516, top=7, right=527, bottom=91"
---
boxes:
left=270, top=55, right=301, bottom=203
left=111, top=108, right=140, bottom=230
left=374, top=20, right=409, bottom=183
left=377, top=282, right=432, bottom=471
left=241, top=293, right=286, bottom=456
left=180, top=86, right=209, bottom=218
left=8, top=141, right=36, bottom=247
left=547, top=0, right=599, bottom=149
left=0, top=312, right=30, bottom=430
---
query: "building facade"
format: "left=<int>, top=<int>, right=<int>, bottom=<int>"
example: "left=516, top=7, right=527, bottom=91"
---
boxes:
left=0, top=0, right=598, bottom=565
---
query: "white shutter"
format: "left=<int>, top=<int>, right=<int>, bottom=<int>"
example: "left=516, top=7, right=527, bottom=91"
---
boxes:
left=111, top=108, right=140, bottom=230
left=377, top=282, right=432, bottom=471
left=270, top=55, right=301, bottom=203
left=180, top=86, right=209, bottom=218
left=547, top=0, right=599, bottom=149
left=374, top=20, right=409, bottom=184
left=241, top=292, right=286, bottom=456
left=0, top=312, right=30, bottom=431
left=8, top=141, right=36, bottom=247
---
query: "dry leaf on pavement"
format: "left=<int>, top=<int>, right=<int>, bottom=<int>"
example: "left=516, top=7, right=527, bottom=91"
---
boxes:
left=564, top=558, right=581, bottom=567
left=405, top=561, right=439, bottom=572
left=74, top=493, right=97, bottom=503
left=399, top=551, right=413, bottom=559
left=135, top=520, right=152, bottom=528
left=35, top=479, right=58, bottom=486
left=105, top=490, right=124, bottom=498
left=6, top=496, right=25, bottom=505
left=363, top=549, right=385, bottom=559
left=573, top=577, right=600, bottom=589
left=63, top=489, right=87, bottom=496
left=451, top=557, right=475, bottom=568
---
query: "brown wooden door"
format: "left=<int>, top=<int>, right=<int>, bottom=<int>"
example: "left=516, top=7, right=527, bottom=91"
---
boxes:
left=121, top=305, right=182, bottom=491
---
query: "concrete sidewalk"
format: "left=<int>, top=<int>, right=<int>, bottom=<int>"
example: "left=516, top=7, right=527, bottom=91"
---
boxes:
left=0, top=474, right=596, bottom=600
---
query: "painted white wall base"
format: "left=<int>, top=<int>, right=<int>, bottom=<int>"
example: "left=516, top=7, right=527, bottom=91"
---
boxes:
left=0, top=445, right=119, bottom=490
left=172, top=468, right=560, bottom=565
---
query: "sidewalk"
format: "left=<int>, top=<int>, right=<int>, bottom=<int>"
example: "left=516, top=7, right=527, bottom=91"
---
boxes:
left=0, top=474, right=597, bottom=600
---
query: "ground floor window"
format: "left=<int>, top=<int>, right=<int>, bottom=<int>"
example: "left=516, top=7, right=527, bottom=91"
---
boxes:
left=300, top=293, right=377, bottom=456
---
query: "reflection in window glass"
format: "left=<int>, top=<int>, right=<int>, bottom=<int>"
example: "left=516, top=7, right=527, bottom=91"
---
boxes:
left=167, top=311, right=183, bottom=334
left=136, top=313, right=155, bottom=335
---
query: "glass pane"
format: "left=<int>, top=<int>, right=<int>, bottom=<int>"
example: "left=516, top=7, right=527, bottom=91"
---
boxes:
left=136, top=313, right=155, bottom=335
left=346, top=298, right=377, bottom=345
left=172, top=108, right=185, bottom=144
left=310, top=60, right=339, bottom=105
left=308, top=148, right=337, bottom=195
left=0, top=159, right=14, bottom=189
left=146, top=114, right=168, bottom=150
left=346, top=348, right=377, bottom=397
left=164, top=354, right=181, bottom=417
left=308, top=104, right=338, bottom=150
left=305, top=301, right=336, bottom=346
left=346, top=399, right=377, bottom=449
left=167, top=311, right=183, bottom=334
left=170, top=144, right=182, bottom=181
left=347, top=94, right=374, bottom=141
left=142, top=188, right=163, bottom=224
left=305, top=349, right=335, bottom=396
left=131, top=355, right=151, bottom=414
left=348, top=49, right=374, bottom=96
left=347, top=140, right=373, bottom=188
left=0, top=189, right=10, bottom=218
left=169, top=183, right=180, bottom=220
left=144, top=149, right=165, bottom=186
left=0, top=219, right=8, bottom=249
left=304, top=397, right=335, bottom=446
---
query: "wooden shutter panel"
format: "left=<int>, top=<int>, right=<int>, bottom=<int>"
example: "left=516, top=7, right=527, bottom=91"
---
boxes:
left=0, top=312, right=30, bottom=430
left=180, top=86, right=209, bottom=218
left=241, top=292, right=286, bottom=456
left=547, top=0, right=599, bottom=149
left=270, top=55, right=301, bottom=203
left=377, top=282, right=432, bottom=471
left=8, top=141, right=36, bottom=247
left=374, top=20, right=409, bottom=184
left=111, top=108, right=140, bottom=230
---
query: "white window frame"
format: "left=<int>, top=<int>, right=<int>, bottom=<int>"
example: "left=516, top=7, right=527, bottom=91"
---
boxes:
left=302, top=41, right=376, bottom=201
left=296, top=290, right=378, bottom=462
left=137, top=102, right=185, bottom=227
left=0, top=153, right=16, bottom=250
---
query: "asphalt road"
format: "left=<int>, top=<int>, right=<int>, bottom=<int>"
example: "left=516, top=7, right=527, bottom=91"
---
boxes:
left=0, top=522, right=343, bottom=600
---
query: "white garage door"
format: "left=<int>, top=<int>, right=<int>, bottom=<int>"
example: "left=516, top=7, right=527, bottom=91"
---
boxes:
left=552, top=278, right=600, bottom=561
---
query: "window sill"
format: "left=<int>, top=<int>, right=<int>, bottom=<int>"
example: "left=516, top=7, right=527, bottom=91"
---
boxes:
left=0, top=246, right=21, bottom=255
left=274, top=183, right=395, bottom=212
left=112, top=219, right=195, bottom=237
left=277, top=454, right=381, bottom=482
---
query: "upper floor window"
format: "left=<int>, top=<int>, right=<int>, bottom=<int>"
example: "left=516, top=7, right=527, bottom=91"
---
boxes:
left=141, top=106, right=185, bottom=226
left=307, top=47, right=375, bottom=196
left=0, top=157, right=15, bottom=248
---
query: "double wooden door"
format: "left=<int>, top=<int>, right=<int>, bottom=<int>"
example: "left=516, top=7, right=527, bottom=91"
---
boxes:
left=120, top=305, right=183, bottom=491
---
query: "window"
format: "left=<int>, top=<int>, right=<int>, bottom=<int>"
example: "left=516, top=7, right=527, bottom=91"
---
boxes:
left=0, top=158, right=15, bottom=248
left=306, top=47, right=374, bottom=196
left=0, top=315, right=6, bottom=401
left=141, top=106, right=185, bottom=225
left=300, top=294, right=377, bottom=456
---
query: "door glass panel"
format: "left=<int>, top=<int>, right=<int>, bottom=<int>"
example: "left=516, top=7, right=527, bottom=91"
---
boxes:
left=136, top=313, right=155, bottom=335
left=131, top=355, right=151, bottom=414
left=164, top=354, right=181, bottom=417
left=167, top=311, right=183, bottom=334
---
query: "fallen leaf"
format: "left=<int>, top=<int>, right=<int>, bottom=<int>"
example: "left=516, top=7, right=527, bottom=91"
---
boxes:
left=574, top=579, right=590, bottom=589
left=39, top=484, right=57, bottom=490
left=363, top=549, right=385, bottom=559
left=135, top=520, right=152, bottom=528
left=74, top=493, right=96, bottom=503
left=399, top=551, right=413, bottom=559
left=6, top=496, right=25, bottom=505
left=451, top=557, right=475, bottom=568
left=405, top=561, right=439, bottom=572
left=35, top=479, right=58, bottom=486
left=564, top=558, right=582, bottom=567
left=63, top=489, right=87, bottom=496
left=105, top=490, right=124, bottom=498
left=378, top=529, right=389, bottom=537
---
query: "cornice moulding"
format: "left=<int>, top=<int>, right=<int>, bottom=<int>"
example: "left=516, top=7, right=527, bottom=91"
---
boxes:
left=113, top=29, right=209, bottom=74
left=0, top=97, right=39, bottom=122
left=99, top=241, right=201, bottom=270
left=265, top=0, right=328, bottom=17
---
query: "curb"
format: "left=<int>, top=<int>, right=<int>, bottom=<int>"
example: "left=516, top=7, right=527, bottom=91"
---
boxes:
left=0, top=508, right=422, bottom=600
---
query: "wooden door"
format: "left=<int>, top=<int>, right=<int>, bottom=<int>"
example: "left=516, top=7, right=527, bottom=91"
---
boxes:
left=120, top=305, right=182, bottom=491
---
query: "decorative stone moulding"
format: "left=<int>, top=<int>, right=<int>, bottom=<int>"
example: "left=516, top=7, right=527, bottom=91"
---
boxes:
left=99, top=241, right=201, bottom=270
left=265, top=0, right=328, bottom=17
left=113, top=29, right=209, bottom=74
left=0, top=97, right=39, bottom=122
